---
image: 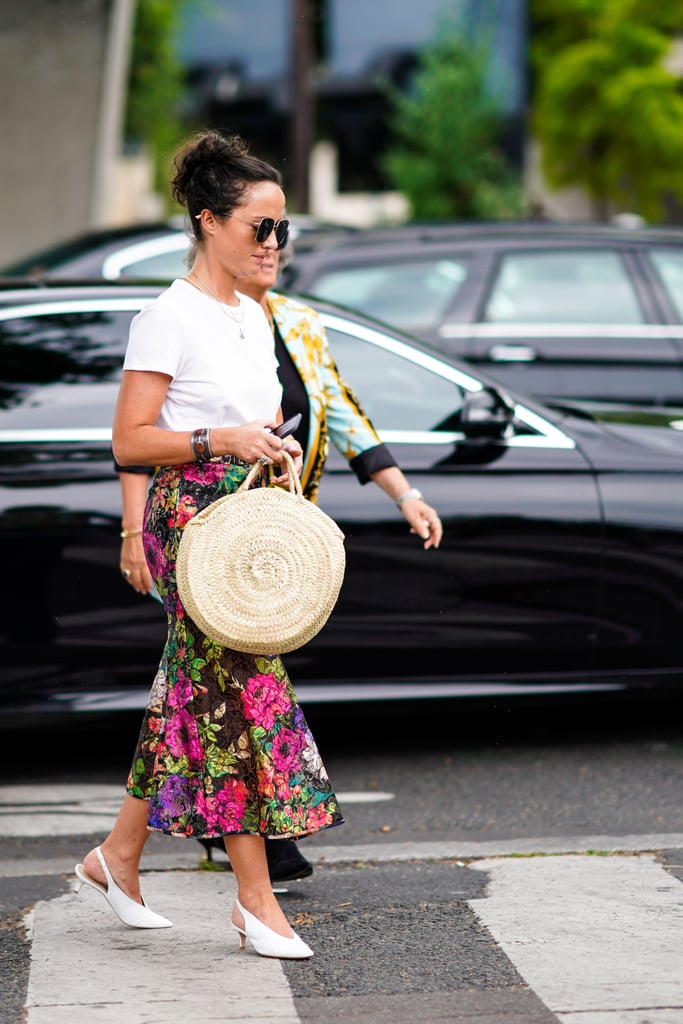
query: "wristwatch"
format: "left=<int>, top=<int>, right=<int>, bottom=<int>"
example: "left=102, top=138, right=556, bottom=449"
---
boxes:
left=396, top=487, right=424, bottom=509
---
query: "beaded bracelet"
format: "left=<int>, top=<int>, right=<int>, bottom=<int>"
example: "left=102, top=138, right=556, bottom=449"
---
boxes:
left=395, top=487, right=424, bottom=509
left=190, top=427, right=213, bottom=461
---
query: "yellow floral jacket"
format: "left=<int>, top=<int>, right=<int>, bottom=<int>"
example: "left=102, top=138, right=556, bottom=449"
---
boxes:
left=268, top=291, right=395, bottom=502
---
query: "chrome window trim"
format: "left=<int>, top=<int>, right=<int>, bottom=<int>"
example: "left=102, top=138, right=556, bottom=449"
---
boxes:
left=379, top=428, right=573, bottom=450
left=0, top=302, right=575, bottom=453
left=0, top=428, right=113, bottom=443
left=0, top=298, right=149, bottom=447
left=0, top=424, right=574, bottom=450
left=101, top=233, right=189, bottom=279
left=379, top=430, right=465, bottom=444
left=321, top=312, right=576, bottom=451
left=439, top=322, right=683, bottom=339
left=0, top=297, right=153, bottom=320
left=320, top=311, right=484, bottom=392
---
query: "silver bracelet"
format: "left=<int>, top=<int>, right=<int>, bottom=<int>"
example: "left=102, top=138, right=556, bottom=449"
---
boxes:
left=396, top=487, right=424, bottom=508
left=190, top=427, right=213, bottom=461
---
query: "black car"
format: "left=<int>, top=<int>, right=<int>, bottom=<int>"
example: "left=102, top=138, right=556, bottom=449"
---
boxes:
left=0, top=216, right=357, bottom=283
left=281, top=220, right=683, bottom=409
left=2, top=281, right=683, bottom=721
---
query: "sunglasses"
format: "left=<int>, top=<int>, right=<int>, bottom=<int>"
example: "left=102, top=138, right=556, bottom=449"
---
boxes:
left=234, top=215, right=290, bottom=249
left=196, top=211, right=289, bottom=249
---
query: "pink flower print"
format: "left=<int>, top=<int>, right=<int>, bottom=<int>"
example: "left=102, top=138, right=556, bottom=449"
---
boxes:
left=271, top=728, right=305, bottom=772
left=275, top=772, right=294, bottom=801
left=165, top=708, right=202, bottom=764
left=213, top=780, right=250, bottom=832
left=291, top=806, right=307, bottom=830
left=183, top=462, right=227, bottom=485
left=241, top=673, right=291, bottom=731
left=167, top=672, right=192, bottom=709
left=305, top=803, right=333, bottom=832
left=175, top=494, right=198, bottom=528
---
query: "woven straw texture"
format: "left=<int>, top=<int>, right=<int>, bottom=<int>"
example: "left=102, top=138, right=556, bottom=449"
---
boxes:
left=176, top=451, right=346, bottom=653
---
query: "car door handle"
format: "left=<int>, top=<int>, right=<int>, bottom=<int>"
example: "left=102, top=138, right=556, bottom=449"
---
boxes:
left=487, top=344, right=538, bottom=362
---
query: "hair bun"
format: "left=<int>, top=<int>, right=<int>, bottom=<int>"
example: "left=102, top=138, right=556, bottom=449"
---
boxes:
left=170, top=130, right=281, bottom=235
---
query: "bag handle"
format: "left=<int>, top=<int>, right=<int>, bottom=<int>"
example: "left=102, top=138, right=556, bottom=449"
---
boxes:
left=237, top=449, right=302, bottom=497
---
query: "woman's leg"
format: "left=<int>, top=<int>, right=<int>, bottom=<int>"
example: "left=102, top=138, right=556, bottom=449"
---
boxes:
left=82, top=794, right=151, bottom=904
left=226, top=834, right=294, bottom=937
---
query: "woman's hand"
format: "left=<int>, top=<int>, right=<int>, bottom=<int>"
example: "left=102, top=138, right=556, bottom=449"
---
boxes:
left=213, top=420, right=285, bottom=464
left=120, top=534, right=154, bottom=594
left=272, top=440, right=304, bottom=489
left=399, top=497, right=443, bottom=550
left=369, top=467, right=443, bottom=550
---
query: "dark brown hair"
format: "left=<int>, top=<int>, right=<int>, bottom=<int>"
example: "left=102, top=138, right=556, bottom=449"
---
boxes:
left=171, top=131, right=282, bottom=244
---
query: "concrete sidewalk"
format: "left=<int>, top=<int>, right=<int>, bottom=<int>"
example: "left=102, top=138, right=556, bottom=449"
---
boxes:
left=7, top=776, right=683, bottom=1024
left=25, top=868, right=302, bottom=1024
left=19, top=837, right=683, bottom=1024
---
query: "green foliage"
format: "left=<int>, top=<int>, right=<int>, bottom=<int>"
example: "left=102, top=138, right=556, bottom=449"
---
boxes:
left=382, top=35, right=524, bottom=221
left=124, top=0, right=190, bottom=199
left=532, top=0, right=683, bottom=221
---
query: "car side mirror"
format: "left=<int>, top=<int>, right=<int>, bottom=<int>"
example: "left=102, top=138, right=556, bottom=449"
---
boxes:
left=460, top=387, right=515, bottom=442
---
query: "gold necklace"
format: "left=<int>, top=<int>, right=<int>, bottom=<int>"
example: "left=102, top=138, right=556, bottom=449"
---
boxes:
left=184, top=272, right=245, bottom=340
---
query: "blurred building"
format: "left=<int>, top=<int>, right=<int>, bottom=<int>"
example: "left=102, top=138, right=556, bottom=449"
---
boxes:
left=0, top=0, right=135, bottom=265
left=0, top=0, right=528, bottom=263
left=179, top=0, right=527, bottom=220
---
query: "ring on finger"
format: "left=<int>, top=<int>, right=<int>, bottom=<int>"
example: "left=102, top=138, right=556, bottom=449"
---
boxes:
left=258, top=454, right=272, bottom=466
left=122, top=569, right=131, bottom=579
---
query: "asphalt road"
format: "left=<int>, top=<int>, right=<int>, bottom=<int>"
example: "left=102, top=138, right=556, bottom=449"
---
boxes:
left=1, top=694, right=683, bottom=1024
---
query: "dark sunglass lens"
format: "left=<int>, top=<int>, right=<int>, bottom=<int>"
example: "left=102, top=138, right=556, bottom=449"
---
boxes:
left=255, top=218, right=275, bottom=243
left=275, top=221, right=290, bottom=249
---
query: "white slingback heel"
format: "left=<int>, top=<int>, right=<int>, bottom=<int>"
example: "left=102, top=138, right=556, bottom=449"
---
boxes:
left=74, top=845, right=173, bottom=929
left=232, top=897, right=313, bottom=958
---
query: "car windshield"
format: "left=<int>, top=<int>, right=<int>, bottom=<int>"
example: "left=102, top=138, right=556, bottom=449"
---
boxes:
left=648, top=249, right=683, bottom=321
left=309, top=258, right=470, bottom=333
left=0, top=309, right=132, bottom=431
left=483, top=250, right=645, bottom=324
left=117, top=250, right=190, bottom=281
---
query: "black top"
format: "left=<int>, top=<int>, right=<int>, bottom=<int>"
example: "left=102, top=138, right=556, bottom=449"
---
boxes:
left=273, top=321, right=310, bottom=454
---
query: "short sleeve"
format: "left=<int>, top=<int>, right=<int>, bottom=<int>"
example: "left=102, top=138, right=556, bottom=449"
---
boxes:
left=123, top=303, right=185, bottom=379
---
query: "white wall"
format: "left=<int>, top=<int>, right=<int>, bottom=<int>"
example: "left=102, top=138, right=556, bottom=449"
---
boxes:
left=0, top=0, right=134, bottom=265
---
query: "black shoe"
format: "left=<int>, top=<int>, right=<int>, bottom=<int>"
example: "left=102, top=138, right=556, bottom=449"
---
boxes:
left=265, top=839, right=314, bottom=883
left=195, top=836, right=313, bottom=883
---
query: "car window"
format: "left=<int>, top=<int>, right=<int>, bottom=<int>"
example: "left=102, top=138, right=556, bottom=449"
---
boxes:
left=483, top=250, right=645, bottom=324
left=0, top=310, right=133, bottom=430
left=648, top=249, right=683, bottom=320
left=117, top=250, right=190, bottom=281
left=308, top=258, right=470, bottom=333
left=324, top=326, right=464, bottom=430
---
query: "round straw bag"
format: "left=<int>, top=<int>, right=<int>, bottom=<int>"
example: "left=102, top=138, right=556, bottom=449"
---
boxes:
left=176, top=451, right=345, bottom=653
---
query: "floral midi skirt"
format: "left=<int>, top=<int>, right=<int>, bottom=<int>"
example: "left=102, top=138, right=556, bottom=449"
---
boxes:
left=126, top=457, right=344, bottom=841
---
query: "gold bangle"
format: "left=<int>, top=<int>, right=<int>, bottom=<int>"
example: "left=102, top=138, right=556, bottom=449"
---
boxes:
left=120, top=528, right=142, bottom=539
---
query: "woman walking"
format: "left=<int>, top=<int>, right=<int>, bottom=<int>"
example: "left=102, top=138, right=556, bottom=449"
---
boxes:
left=75, top=131, right=343, bottom=959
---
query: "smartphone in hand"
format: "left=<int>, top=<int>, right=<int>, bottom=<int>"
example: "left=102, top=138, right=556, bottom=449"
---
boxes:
left=270, top=413, right=302, bottom=438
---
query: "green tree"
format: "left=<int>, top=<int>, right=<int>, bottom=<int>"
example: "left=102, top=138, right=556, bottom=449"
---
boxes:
left=382, top=35, right=524, bottom=221
left=124, top=0, right=190, bottom=200
left=532, top=0, right=683, bottom=221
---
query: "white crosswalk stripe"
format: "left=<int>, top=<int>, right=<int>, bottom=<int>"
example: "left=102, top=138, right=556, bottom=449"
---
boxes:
left=469, top=854, right=683, bottom=1024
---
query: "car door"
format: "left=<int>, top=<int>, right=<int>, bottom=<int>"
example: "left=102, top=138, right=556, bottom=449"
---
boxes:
left=459, top=247, right=683, bottom=407
left=640, top=245, right=683, bottom=371
left=290, top=312, right=607, bottom=696
left=290, top=246, right=483, bottom=354
left=0, top=299, right=166, bottom=712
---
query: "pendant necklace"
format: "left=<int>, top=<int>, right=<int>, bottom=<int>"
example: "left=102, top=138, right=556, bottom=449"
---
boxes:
left=184, top=272, right=245, bottom=340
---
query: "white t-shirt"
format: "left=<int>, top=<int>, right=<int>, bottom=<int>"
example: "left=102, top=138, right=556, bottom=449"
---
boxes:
left=123, top=279, right=282, bottom=431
